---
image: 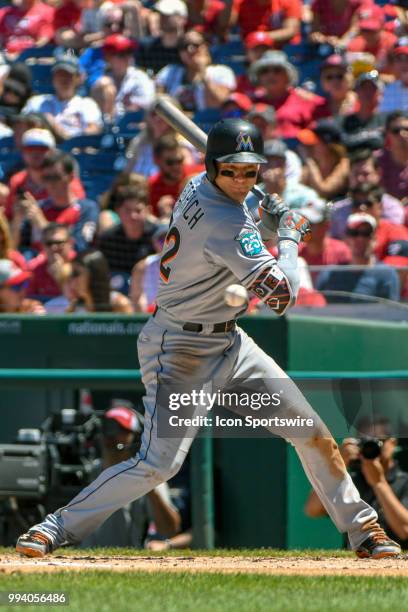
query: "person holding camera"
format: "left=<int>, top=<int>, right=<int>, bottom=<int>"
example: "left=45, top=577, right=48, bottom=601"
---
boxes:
left=305, top=418, right=408, bottom=548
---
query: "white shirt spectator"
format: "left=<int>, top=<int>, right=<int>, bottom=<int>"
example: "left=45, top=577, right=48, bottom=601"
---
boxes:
left=379, top=80, right=408, bottom=113
left=156, top=64, right=236, bottom=111
left=114, top=66, right=155, bottom=116
left=23, top=94, right=103, bottom=137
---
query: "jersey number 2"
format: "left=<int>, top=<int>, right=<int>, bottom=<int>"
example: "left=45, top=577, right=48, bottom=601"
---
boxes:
left=160, top=227, right=181, bottom=283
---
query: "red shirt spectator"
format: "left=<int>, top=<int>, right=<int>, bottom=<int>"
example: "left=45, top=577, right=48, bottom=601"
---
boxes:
left=0, top=0, right=55, bottom=55
left=299, top=238, right=352, bottom=266
left=310, top=0, right=366, bottom=38
left=187, top=0, right=226, bottom=36
left=255, top=87, right=325, bottom=137
left=53, top=0, right=82, bottom=33
left=232, top=0, right=301, bottom=44
left=347, top=5, right=397, bottom=73
left=6, top=170, right=85, bottom=220
left=149, top=164, right=203, bottom=217
left=375, top=219, right=408, bottom=261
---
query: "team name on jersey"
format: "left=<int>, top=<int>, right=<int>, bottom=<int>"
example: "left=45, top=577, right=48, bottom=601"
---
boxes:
left=179, top=180, right=205, bottom=230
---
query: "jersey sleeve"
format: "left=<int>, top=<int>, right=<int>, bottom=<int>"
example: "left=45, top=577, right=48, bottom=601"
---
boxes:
left=203, top=217, right=294, bottom=315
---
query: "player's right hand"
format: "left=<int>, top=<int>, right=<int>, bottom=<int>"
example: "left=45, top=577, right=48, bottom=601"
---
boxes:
left=277, top=210, right=311, bottom=243
left=258, top=193, right=289, bottom=233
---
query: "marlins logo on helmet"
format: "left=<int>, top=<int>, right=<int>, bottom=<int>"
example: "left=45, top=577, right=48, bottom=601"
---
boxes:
left=236, top=131, right=254, bottom=152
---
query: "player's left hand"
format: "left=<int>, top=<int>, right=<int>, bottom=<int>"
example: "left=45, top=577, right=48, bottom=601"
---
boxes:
left=258, top=193, right=289, bottom=233
left=360, top=457, right=386, bottom=488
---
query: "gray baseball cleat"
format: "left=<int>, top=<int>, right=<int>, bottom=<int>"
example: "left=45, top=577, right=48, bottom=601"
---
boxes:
left=356, top=525, right=401, bottom=559
left=16, top=531, right=53, bottom=558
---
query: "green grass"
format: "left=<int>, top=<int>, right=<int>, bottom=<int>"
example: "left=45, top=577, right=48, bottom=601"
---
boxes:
left=0, top=572, right=408, bottom=612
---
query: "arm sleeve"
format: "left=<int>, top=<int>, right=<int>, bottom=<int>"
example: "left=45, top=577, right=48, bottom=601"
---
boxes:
left=204, top=215, right=299, bottom=315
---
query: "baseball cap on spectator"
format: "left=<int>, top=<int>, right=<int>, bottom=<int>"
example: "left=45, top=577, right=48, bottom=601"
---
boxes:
left=345, top=131, right=383, bottom=152
left=103, top=34, right=138, bottom=54
left=346, top=212, right=377, bottom=232
left=0, top=260, right=30, bottom=287
left=154, top=0, right=188, bottom=18
left=246, top=103, right=276, bottom=124
left=264, top=139, right=287, bottom=158
left=52, top=55, right=81, bottom=75
left=393, top=36, right=408, bottom=56
left=298, top=119, right=343, bottom=147
left=358, top=4, right=384, bottom=30
left=250, top=51, right=298, bottom=86
left=22, top=128, right=56, bottom=149
left=383, top=241, right=408, bottom=267
left=104, top=401, right=143, bottom=434
left=320, top=54, right=349, bottom=73
left=298, top=198, right=329, bottom=224
left=245, top=31, right=274, bottom=50
left=354, top=70, right=384, bottom=91
left=223, top=92, right=253, bottom=113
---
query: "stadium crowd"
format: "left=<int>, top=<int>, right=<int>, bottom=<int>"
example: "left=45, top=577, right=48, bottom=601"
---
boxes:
left=0, top=0, right=407, bottom=313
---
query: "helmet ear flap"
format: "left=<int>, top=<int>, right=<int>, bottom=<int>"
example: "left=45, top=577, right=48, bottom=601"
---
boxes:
left=205, top=155, right=217, bottom=182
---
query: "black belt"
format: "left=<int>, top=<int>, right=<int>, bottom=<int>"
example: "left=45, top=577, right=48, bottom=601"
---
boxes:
left=153, top=306, right=235, bottom=333
left=182, top=320, right=236, bottom=333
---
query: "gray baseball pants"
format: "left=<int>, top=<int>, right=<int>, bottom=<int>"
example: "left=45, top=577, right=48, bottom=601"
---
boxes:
left=32, top=308, right=377, bottom=549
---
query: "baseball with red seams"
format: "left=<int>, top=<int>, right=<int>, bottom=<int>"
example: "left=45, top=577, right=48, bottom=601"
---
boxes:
left=224, top=284, right=248, bottom=307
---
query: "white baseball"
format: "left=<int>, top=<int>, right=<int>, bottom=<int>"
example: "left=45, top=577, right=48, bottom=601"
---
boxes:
left=224, top=284, right=248, bottom=307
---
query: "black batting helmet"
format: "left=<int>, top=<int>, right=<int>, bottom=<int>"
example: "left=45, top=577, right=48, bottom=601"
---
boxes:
left=205, top=118, right=267, bottom=182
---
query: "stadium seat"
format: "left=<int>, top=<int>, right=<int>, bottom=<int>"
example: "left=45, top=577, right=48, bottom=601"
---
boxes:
left=18, top=45, right=57, bottom=62
left=113, top=111, right=144, bottom=135
left=211, top=39, right=245, bottom=64
left=60, top=132, right=127, bottom=154
left=30, top=63, right=54, bottom=95
left=193, top=109, right=222, bottom=134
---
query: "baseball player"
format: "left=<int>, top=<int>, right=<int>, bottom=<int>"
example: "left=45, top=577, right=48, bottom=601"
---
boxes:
left=16, top=119, right=400, bottom=559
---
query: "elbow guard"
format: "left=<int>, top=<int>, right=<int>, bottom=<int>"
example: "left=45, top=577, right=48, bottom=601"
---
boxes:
left=247, top=265, right=294, bottom=316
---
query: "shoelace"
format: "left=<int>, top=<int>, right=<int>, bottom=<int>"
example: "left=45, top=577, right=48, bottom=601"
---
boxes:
left=369, top=525, right=389, bottom=544
left=26, top=532, right=50, bottom=545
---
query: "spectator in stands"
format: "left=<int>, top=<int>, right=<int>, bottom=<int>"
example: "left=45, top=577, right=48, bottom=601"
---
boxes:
left=125, top=97, right=195, bottom=178
left=346, top=5, right=397, bottom=76
left=130, top=223, right=168, bottom=312
left=249, top=51, right=325, bottom=138
left=98, top=172, right=149, bottom=235
left=347, top=184, right=408, bottom=260
left=298, top=119, right=350, bottom=200
left=379, top=37, right=408, bottom=112
left=53, top=0, right=83, bottom=44
left=6, top=128, right=56, bottom=222
left=23, top=55, right=103, bottom=140
left=305, top=417, right=408, bottom=548
left=91, top=34, right=155, bottom=120
left=296, top=197, right=352, bottom=268
left=316, top=54, right=358, bottom=119
left=27, top=223, right=75, bottom=301
left=137, top=0, right=187, bottom=74
left=236, top=31, right=275, bottom=98
left=376, top=111, right=408, bottom=204
left=316, top=212, right=401, bottom=302
left=187, top=0, right=228, bottom=40
left=6, top=127, right=86, bottom=223
left=0, top=259, right=45, bottom=313
left=383, top=240, right=408, bottom=301
left=246, top=104, right=277, bottom=141
left=97, top=183, right=157, bottom=291
left=149, top=135, right=203, bottom=218
left=0, top=0, right=55, bottom=58
left=52, top=249, right=133, bottom=313
left=309, top=0, right=363, bottom=48
left=339, top=70, right=385, bottom=138
left=0, top=210, right=26, bottom=271
left=80, top=400, right=180, bottom=548
left=260, top=139, right=320, bottom=211
left=156, top=29, right=236, bottom=111
left=0, top=64, right=32, bottom=115
left=330, top=148, right=406, bottom=238
left=221, top=92, right=253, bottom=119
left=12, top=150, right=98, bottom=253
left=225, top=0, right=302, bottom=47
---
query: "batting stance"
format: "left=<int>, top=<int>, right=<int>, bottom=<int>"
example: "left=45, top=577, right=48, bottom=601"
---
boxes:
left=17, top=119, right=400, bottom=559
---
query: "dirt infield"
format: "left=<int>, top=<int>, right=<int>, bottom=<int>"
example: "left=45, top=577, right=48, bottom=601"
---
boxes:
left=2, top=553, right=408, bottom=576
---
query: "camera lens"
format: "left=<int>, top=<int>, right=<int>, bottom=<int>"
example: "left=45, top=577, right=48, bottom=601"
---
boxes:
left=360, top=438, right=382, bottom=459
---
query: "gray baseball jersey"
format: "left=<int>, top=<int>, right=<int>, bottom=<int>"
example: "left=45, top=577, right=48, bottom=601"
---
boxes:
left=156, top=172, right=286, bottom=322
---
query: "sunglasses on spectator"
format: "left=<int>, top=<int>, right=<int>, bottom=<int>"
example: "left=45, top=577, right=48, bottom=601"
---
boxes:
left=163, top=157, right=184, bottom=166
left=42, top=173, right=65, bottom=182
left=324, top=73, right=345, bottom=81
left=388, top=125, right=408, bottom=135
left=259, top=66, right=285, bottom=75
left=44, top=239, right=67, bottom=247
left=346, top=228, right=373, bottom=238
left=219, top=169, right=258, bottom=179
